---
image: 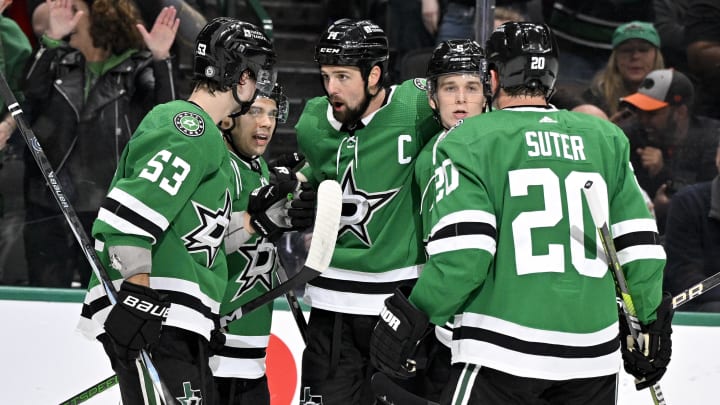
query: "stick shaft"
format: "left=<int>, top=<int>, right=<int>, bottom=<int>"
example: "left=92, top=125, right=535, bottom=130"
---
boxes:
left=0, top=72, right=173, bottom=404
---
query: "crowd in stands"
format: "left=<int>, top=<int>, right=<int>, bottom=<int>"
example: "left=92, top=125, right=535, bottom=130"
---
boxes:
left=0, top=0, right=718, bottom=312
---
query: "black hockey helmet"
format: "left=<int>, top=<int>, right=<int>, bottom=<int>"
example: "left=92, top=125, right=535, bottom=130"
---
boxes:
left=426, top=39, right=488, bottom=95
left=193, top=17, right=277, bottom=94
left=257, top=83, right=289, bottom=124
left=315, top=18, right=389, bottom=82
left=486, top=22, right=559, bottom=99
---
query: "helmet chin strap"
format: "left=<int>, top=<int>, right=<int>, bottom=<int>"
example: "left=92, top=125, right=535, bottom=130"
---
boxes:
left=229, top=87, right=258, bottom=118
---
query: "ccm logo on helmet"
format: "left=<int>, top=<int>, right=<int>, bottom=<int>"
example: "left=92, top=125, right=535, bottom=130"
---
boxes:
left=320, top=47, right=340, bottom=54
left=380, top=306, right=401, bottom=331
left=122, top=295, right=169, bottom=318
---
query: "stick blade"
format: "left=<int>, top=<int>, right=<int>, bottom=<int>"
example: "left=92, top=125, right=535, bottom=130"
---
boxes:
left=304, top=180, right=342, bottom=273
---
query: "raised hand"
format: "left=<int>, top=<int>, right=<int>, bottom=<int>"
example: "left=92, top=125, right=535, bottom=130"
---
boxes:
left=46, top=0, right=84, bottom=40
left=136, top=6, right=180, bottom=60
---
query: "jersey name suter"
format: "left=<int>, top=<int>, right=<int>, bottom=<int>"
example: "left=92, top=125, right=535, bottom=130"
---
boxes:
left=525, top=131, right=587, bottom=161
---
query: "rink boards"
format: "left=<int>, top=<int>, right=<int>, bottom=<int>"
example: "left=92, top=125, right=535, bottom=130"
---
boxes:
left=1, top=286, right=718, bottom=405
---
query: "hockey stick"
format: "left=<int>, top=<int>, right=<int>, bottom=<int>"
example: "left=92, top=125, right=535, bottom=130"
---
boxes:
left=59, top=181, right=341, bottom=403
left=276, top=263, right=309, bottom=343
left=58, top=375, right=118, bottom=405
left=582, top=180, right=667, bottom=405
left=0, top=72, right=174, bottom=405
left=671, top=271, right=720, bottom=309
left=219, top=179, right=341, bottom=327
left=371, top=372, right=440, bottom=405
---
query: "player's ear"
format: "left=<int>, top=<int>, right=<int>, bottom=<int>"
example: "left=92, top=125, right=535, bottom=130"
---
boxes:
left=219, top=116, right=234, bottom=131
left=427, top=93, right=437, bottom=110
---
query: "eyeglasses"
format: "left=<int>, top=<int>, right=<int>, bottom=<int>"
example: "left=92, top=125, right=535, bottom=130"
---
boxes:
left=247, top=106, right=280, bottom=121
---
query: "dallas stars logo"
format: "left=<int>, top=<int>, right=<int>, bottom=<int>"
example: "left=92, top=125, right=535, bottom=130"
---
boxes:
left=176, top=381, right=202, bottom=404
left=183, top=191, right=232, bottom=267
left=338, top=165, right=399, bottom=246
left=174, top=111, right=205, bottom=137
left=230, top=238, right=275, bottom=302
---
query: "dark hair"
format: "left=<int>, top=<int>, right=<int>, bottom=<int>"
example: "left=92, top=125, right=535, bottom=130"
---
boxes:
left=89, top=0, right=144, bottom=55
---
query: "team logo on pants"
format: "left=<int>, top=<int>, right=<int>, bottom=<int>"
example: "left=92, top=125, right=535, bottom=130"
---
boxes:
left=176, top=381, right=202, bottom=404
left=300, top=387, right=324, bottom=405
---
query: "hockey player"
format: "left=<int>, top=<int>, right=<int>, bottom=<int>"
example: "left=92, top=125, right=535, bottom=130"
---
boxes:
left=370, top=22, right=673, bottom=404
left=211, top=83, right=304, bottom=404
left=76, top=18, right=302, bottom=404
left=294, top=18, right=441, bottom=403
left=408, top=38, right=489, bottom=401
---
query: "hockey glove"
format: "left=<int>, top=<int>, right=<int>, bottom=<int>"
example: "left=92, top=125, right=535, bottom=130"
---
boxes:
left=369, top=288, right=431, bottom=379
left=619, top=291, right=674, bottom=390
left=104, top=282, right=169, bottom=362
left=248, top=181, right=316, bottom=242
left=267, top=152, right=305, bottom=172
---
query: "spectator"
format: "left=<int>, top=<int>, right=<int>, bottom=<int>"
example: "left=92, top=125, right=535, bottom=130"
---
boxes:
left=0, top=0, right=32, bottom=285
left=685, top=0, right=720, bottom=120
left=0, top=0, right=31, bottom=153
left=653, top=0, right=688, bottom=72
left=582, top=21, right=664, bottom=120
left=663, top=135, right=720, bottom=312
left=22, top=0, right=177, bottom=288
left=421, top=0, right=526, bottom=44
left=545, top=0, right=655, bottom=87
left=621, top=68, right=720, bottom=233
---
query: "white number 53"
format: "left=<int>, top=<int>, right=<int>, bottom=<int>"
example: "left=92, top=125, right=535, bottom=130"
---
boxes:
left=139, top=150, right=191, bottom=196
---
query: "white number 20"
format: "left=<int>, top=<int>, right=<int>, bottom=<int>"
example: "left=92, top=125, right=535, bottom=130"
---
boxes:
left=139, top=150, right=191, bottom=196
left=531, top=56, right=545, bottom=69
left=509, top=168, right=608, bottom=278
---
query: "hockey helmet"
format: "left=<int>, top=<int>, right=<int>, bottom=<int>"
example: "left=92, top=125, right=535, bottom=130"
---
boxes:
left=257, top=83, right=289, bottom=124
left=486, top=22, right=559, bottom=98
left=193, top=17, right=277, bottom=94
left=426, top=39, right=488, bottom=95
left=315, top=18, right=389, bottom=80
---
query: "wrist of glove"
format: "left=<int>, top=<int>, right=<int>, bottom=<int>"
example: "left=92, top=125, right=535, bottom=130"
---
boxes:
left=369, top=288, right=430, bottom=379
left=104, top=282, right=169, bottom=362
left=248, top=181, right=316, bottom=242
left=619, top=292, right=674, bottom=390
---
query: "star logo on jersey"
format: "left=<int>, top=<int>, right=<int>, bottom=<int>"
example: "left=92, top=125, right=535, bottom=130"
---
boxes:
left=413, top=77, right=427, bottom=91
left=183, top=191, right=232, bottom=268
left=337, top=165, right=399, bottom=246
left=176, top=381, right=202, bottom=404
left=539, top=116, right=557, bottom=123
left=230, top=238, right=275, bottom=302
left=174, top=111, right=205, bottom=136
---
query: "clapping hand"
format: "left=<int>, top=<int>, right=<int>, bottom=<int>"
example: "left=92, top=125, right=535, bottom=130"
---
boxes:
left=136, top=6, right=179, bottom=61
left=46, top=0, right=84, bottom=40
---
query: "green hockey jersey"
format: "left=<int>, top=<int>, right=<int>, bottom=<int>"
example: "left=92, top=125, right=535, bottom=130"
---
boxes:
left=78, top=100, right=234, bottom=341
left=211, top=152, right=276, bottom=378
left=295, top=78, right=441, bottom=315
left=410, top=106, right=666, bottom=380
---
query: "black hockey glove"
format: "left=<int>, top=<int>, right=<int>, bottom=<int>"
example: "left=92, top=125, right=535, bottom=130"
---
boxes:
left=267, top=152, right=305, bottom=172
left=619, top=292, right=674, bottom=390
left=369, top=288, right=431, bottom=379
left=208, top=328, right=227, bottom=356
left=104, top=282, right=169, bottom=362
left=248, top=180, right=316, bottom=242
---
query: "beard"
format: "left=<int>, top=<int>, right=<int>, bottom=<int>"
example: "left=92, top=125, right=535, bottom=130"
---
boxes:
left=331, top=90, right=374, bottom=129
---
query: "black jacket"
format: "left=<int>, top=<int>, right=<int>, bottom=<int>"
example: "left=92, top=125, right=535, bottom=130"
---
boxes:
left=23, top=43, right=175, bottom=212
